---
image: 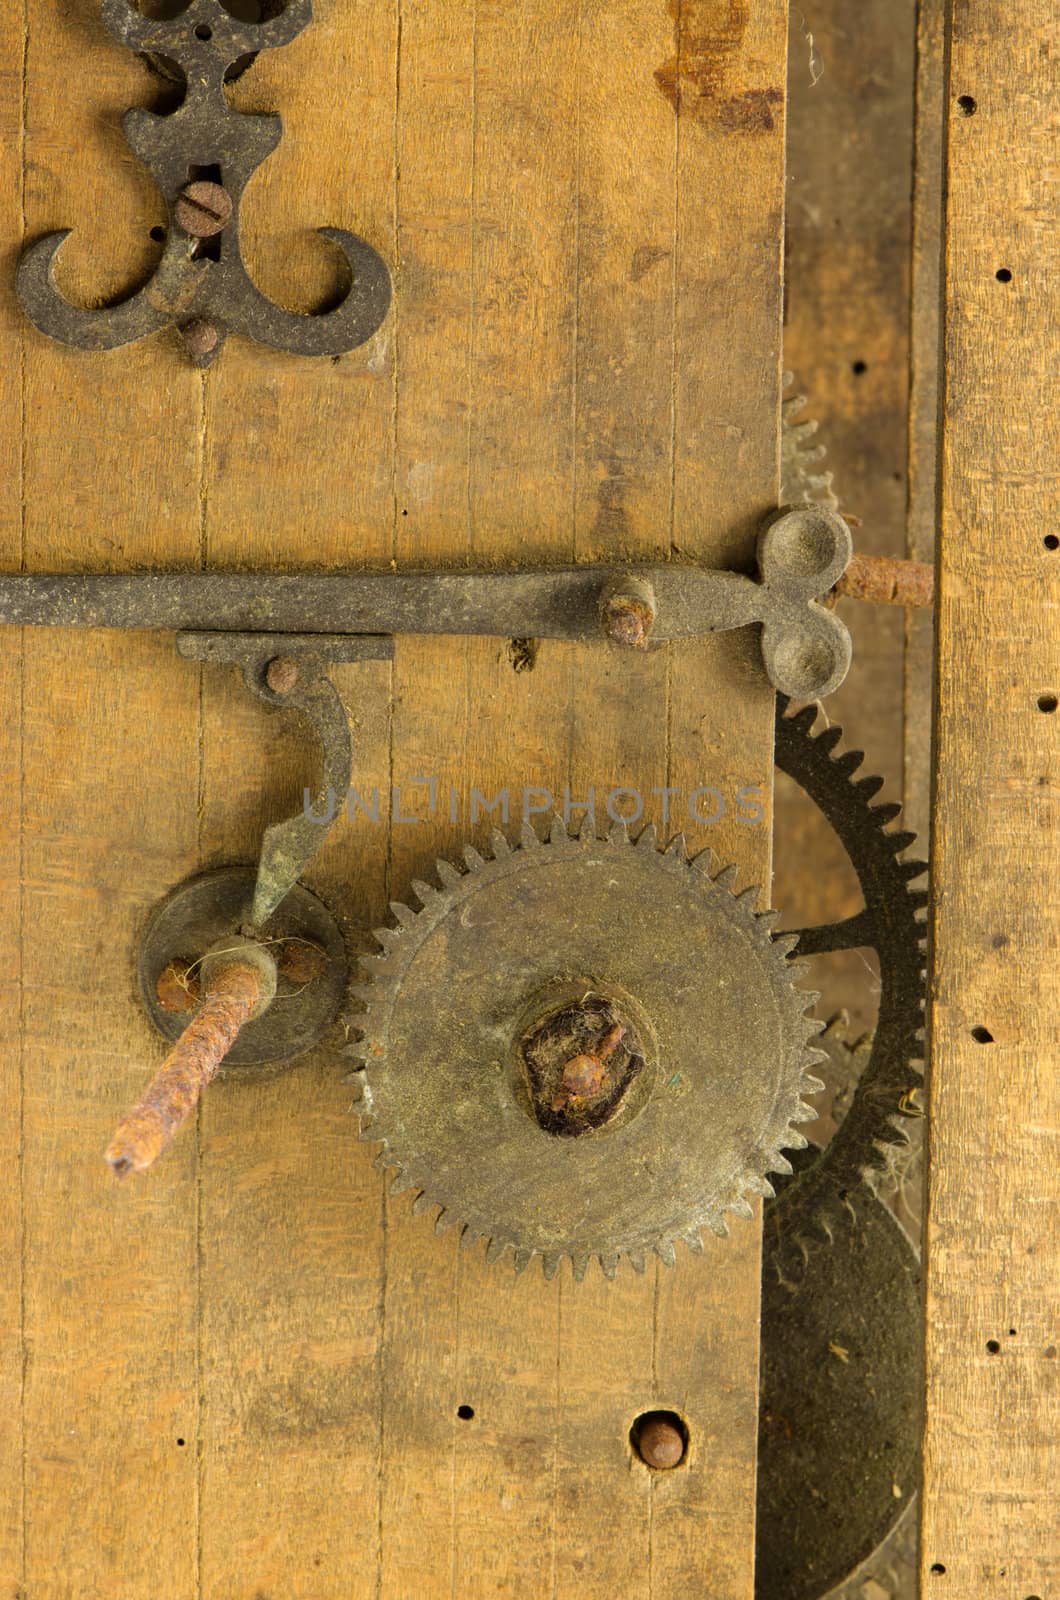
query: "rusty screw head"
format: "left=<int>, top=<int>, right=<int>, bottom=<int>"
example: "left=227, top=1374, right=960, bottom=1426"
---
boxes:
left=601, top=575, right=657, bottom=649
left=265, top=655, right=300, bottom=696
left=634, top=1413, right=687, bottom=1470
left=181, top=318, right=220, bottom=359
left=174, top=180, right=233, bottom=239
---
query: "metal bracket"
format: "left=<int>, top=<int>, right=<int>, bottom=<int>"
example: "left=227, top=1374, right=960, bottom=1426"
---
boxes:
left=176, top=631, right=393, bottom=926
left=0, top=506, right=853, bottom=701
left=15, top=0, right=392, bottom=366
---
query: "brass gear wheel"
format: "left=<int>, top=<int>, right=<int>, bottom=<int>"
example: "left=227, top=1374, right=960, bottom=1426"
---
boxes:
left=349, top=818, right=826, bottom=1281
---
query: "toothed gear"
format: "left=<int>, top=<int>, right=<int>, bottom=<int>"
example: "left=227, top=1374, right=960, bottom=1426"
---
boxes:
left=351, top=819, right=825, bottom=1280
left=781, top=372, right=840, bottom=513
left=772, top=695, right=928, bottom=1225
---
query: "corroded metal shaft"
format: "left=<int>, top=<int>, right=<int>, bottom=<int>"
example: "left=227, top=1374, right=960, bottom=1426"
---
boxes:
left=106, top=959, right=266, bottom=1178
left=833, top=553, right=935, bottom=608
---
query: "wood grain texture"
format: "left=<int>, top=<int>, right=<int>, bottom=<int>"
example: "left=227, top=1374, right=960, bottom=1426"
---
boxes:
left=922, top=0, right=1060, bottom=1591
left=0, top=3, right=23, bottom=1590
left=6, top=0, right=791, bottom=1592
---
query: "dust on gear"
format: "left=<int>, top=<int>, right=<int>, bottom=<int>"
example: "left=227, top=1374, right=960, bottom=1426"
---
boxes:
left=348, top=817, right=827, bottom=1281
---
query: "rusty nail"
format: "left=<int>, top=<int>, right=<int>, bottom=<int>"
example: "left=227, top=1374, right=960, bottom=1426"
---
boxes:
left=830, top=553, right=934, bottom=609
left=552, top=1023, right=627, bottom=1113
left=174, top=180, right=233, bottom=239
left=602, top=576, right=657, bottom=649
left=155, top=958, right=201, bottom=1015
left=265, top=655, right=300, bottom=695
left=635, top=1415, right=687, bottom=1470
left=106, top=954, right=271, bottom=1179
left=181, top=318, right=220, bottom=358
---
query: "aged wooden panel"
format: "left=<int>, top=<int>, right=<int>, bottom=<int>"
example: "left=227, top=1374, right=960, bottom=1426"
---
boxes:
left=6, top=0, right=792, bottom=1595
left=0, top=3, right=23, bottom=1587
left=922, top=0, right=1060, bottom=1591
left=12, top=4, right=203, bottom=1594
left=775, top=0, right=919, bottom=1045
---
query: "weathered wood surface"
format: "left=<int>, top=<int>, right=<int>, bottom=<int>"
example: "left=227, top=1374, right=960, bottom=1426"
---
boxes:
left=774, top=0, right=919, bottom=1046
left=922, top=0, right=1060, bottom=1591
left=1, top=1, right=791, bottom=1596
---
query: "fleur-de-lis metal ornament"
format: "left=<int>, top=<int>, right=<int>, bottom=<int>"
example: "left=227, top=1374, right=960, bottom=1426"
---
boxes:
left=16, top=0, right=391, bottom=366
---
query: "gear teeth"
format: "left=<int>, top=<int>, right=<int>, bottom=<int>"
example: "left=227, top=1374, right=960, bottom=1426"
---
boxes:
left=489, top=828, right=512, bottom=859
left=910, top=889, right=930, bottom=910
left=899, top=858, right=929, bottom=880
left=756, top=908, right=782, bottom=929
left=855, top=774, right=885, bottom=800
left=730, top=1196, right=755, bottom=1221
left=663, top=833, right=687, bottom=863
left=519, top=822, right=542, bottom=850
left=463, top=844, right=486, bottom=870
left=341, top=1069, right=365, bottom=1087
left=714, top=864, right=739, bottom=892
left=655, top=1239, right=677, bottom=1268
left=542, top=1253, right=562, bottom=1282
left=683, top=1230, right=705, bottom=1256
left=571, top=1252, right=590, bottom=1282
left=484, top=1237, right=508, bottom=1267
left=636, top=821, right=659, bottom=851
left=691, top=844, right=715, bottom=873
left=870, top=801, right=903, bottom=827
left=802, top=1073, right=826, bottom=1097
left=372, top=926, right=402, bottom=953
left=735, top=885, right=760, bottom=910
left=435, top=1209, right=456, bottom=1235
left=599, top=1253, right=620, bottom=1281
left=349, top=983, right=377, bottom=1006
left=833, top=749, right=864, bottom=777
left=577, top=814, right=597, bottom=843
left=788, top=705, right=818, bottom=736
left=707, top=1214, right=730, bottom=1238
left=459, top=1225, right=484, bottom=1252
left=769, top=1153, right=795, bottom=1177
left=390, top=1170, right=417, bottom=1198
left=513, top=1249, right=533, bottom=1276
left=410, top=879, right=436, bottom=907
left=436, top=859, right=463, bottom=890
left=390, top=901, right=417, bottom=928
left=815, top=724, right=844, bottom=754
left=371, top=1150, right=392, bottom=1171
left=548, top=814, right=569, bottom=844
left=608, top=818, right=630, bottom=845
left=746, top=1176, right=776, bottom=1200
left=772, top=932, right=800, bottom=958
left=627, top=1251, right=648, bottom=1275
left=889, top=830, right=919, bottom=855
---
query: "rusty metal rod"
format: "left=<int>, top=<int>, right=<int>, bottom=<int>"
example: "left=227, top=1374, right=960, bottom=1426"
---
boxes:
left=832, top=553, right=935, bottom=608
left=106, top=960, right=265, bottom=1178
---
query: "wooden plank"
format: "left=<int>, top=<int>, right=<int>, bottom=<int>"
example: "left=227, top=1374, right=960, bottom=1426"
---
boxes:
left=922, top=0, right=1060, bottom=1591
left=15, top=5, right=203, bottom=1593
left=194, top=0, right=397, bottom=1592
left=776, top=0, right=920, bottom=1041
left=904, top=0, right=946, bottom=847
left=0, top=0, right=23, bottom=1586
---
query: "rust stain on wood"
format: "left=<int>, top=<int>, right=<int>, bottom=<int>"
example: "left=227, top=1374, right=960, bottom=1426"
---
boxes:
left=655, top=0, right=781, bottom=130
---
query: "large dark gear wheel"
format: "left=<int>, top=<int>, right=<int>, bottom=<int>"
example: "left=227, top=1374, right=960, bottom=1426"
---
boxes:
left=349, top=818, right=826, bottom=1281
left=755, top=700, right=929, bottom=1600
left=773, top=696, right=928, bottom=1220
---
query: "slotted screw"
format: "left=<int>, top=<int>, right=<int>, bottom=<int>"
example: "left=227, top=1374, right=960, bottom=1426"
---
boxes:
left=174, top=181, right=233, bottom=239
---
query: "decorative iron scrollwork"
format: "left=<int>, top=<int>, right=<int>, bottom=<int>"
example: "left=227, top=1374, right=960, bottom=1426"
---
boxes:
left=16, top=0, right=392, bottom=366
